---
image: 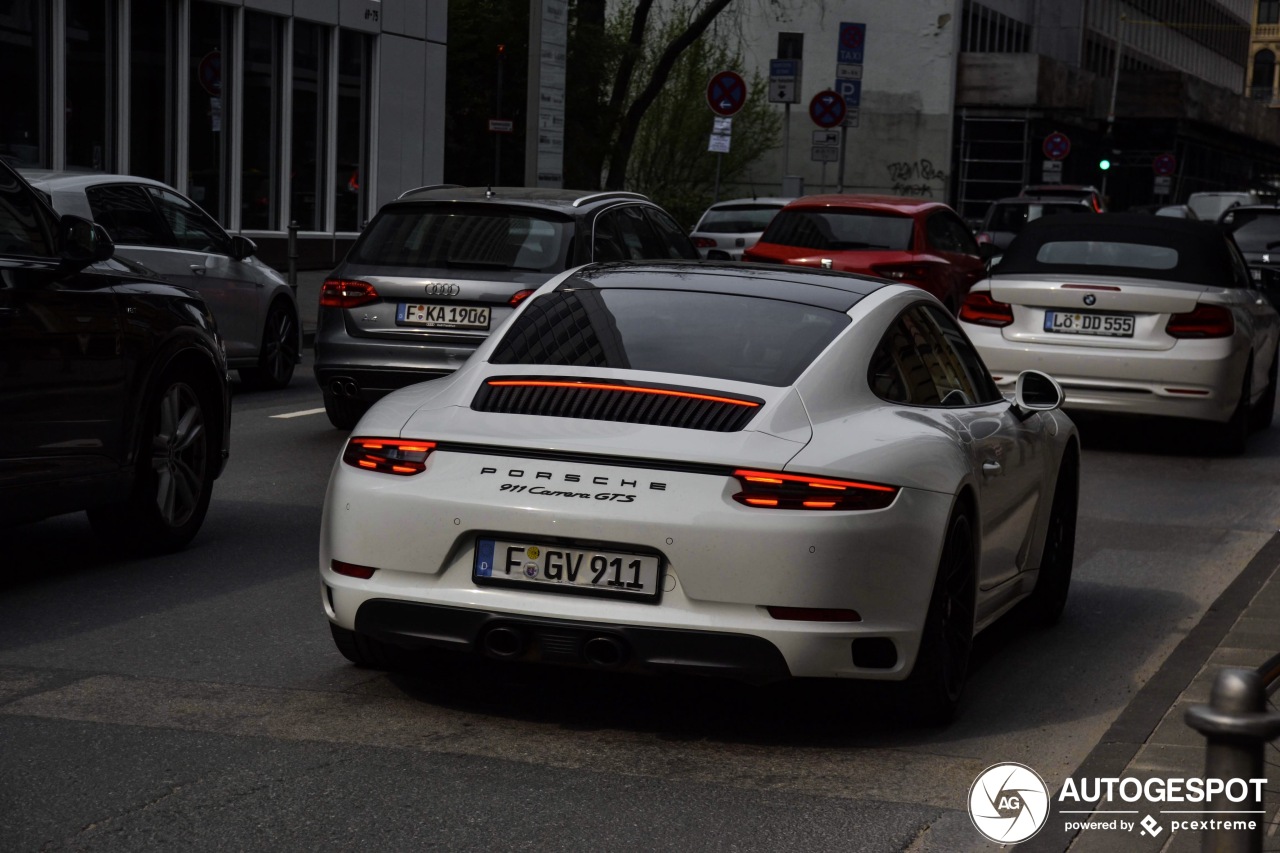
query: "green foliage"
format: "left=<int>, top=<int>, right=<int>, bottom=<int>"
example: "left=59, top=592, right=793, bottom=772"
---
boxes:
left=601, top=3, right=780, bottom=227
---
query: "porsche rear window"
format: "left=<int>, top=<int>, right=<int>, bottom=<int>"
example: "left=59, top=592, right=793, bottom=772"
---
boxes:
left=490, top=288, right=850, bottom=387
left=761, top=209, right=913, bottom=252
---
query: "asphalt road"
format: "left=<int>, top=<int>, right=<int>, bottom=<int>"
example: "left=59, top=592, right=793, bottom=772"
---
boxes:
left=3, top=354, right=1278, bottom=852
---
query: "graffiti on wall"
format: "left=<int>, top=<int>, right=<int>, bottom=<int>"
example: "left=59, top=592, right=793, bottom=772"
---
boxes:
left=886, top=159, right=947, bottom=196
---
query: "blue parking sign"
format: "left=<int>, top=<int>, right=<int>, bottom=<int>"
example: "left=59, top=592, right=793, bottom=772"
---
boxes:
left=835, top=78, right=861, bottom=109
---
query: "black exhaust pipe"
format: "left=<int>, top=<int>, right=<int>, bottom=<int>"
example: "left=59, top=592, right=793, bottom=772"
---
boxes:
left=583, top=635, right=626, bottom=668
left=481, top=626, right=526, bottom=659
left=329, top=378, right=360, bottom=398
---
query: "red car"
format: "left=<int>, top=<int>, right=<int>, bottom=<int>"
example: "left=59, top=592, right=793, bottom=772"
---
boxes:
left=743, top=195, right=992, bottom=311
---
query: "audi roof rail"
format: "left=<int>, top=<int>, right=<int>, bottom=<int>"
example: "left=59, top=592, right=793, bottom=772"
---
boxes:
left=397, top=183, right=464, bottom=200
left=571, top=191, right=649, bottom=208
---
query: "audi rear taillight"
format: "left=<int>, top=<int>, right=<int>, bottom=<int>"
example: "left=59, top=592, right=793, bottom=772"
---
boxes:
left=343, top=437, right=436, bottom=475
left=693, top=237, right=718, bottom=249
left=732, top=470, right=898, bottom=511
left=509, top=289, right=535, bottom=307
left=959, top=292, right=1014, bottom=327
left=1166, top=304, right=1233, bottom=338
left=320, top=278, right=380, bottom=309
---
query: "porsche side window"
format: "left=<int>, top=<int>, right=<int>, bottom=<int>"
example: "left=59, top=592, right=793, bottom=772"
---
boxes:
left=868, top=316, right=941, bottom=405
left=922, top=305, right=1003, bottom=403
left=902, top=308, right=975, bottom=406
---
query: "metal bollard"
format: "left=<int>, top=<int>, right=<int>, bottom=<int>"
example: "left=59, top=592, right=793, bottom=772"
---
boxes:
left=287, top=220, right=299, bottom=290
left=1185, top=667, right=1280, bottom=853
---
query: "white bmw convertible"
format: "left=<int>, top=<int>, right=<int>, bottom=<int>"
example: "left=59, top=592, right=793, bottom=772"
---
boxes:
left=319, top=261, right=1080, bottom=722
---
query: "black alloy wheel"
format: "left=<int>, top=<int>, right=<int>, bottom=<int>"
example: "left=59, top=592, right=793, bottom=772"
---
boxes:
left=241, top=302, right=299, bottom=390
left=902, top=511, right=976, bottom=725
left=1025, top=447, right=1079, bottom=627
left=88, top=375, right=214, bottom=553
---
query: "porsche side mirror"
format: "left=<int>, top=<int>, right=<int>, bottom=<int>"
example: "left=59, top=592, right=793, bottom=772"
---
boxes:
left=1014, top=370, right=1063, bottom=415
left=58, top=214, right=114, bottom=272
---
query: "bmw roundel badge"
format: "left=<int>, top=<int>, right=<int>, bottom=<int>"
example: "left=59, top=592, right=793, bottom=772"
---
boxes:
left=1083, top=293, right=1097, bottom=306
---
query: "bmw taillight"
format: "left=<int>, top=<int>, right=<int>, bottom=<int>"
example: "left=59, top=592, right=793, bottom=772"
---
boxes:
left=320, top=278, right=379, bottom=309
left=1166, top=304, right=1233, bottom=338
left=509, top=289, right=536, bottom=307
left=693, top=237, right=718, bottom=249
left=343, top=437, right=436, bottom=475
left=732, top=470, right=898, bottom=510
left=959, top=291, right=1014, bottom=327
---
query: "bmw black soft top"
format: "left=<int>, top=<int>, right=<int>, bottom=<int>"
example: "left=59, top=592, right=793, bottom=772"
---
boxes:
left=995, top=213, right=1236, bottom=286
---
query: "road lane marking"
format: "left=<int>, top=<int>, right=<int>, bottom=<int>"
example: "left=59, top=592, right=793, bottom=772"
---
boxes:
left=271, top=408, right=327, bottom=419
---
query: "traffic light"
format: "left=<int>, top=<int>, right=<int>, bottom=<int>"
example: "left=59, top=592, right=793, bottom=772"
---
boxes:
left=1099, top=158, right=1112, bottom=171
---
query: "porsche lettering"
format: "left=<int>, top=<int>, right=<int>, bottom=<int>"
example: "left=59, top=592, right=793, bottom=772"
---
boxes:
left=481, top=467, right=665, bottom=490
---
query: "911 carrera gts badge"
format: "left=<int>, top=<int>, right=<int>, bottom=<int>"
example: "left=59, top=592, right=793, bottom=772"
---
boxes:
left=1083, top=294, right=1097, bottom=306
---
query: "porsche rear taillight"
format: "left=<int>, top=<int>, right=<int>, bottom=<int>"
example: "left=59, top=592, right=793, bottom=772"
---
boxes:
left=732, top=470, right=898, bottom=511
left=959, top=291, right=1014, bottom=327
left=320, top=278, right=379, bottom=309
left=1166, top=304, right=1233, bottom=338
left=343, top=437, right=436, bottom=475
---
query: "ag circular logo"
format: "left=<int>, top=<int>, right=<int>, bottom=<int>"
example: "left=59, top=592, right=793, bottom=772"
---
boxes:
left=968, top=762, right=1050, bottom=844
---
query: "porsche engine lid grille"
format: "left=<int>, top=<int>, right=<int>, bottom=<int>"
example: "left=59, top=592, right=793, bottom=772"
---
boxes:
left=471, top=377, right=763, bottom=432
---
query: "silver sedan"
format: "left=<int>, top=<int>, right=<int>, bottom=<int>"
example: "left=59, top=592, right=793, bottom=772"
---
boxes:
left=22, top=171, right=301, bottom=389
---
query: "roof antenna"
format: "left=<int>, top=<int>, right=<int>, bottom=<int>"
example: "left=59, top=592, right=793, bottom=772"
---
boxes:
left=486, top=186, right=494, bottom=199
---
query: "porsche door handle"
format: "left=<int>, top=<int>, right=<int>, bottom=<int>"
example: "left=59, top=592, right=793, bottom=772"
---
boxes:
left=189, top=265, right=207, bottom=275
left=982, top=461, right=1002, bottom=476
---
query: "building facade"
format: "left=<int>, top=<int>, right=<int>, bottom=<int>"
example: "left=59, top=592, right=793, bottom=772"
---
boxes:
left=729, top=0, right=1280, bottom=219
left=1, top=0, right=447, bottom=268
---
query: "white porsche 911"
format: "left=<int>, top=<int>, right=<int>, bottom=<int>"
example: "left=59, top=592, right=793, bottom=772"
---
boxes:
left=319, top=261, right=1080, bottom=722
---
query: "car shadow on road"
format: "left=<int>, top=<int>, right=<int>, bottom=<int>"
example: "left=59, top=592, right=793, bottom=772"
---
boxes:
left=1070, top=410, right=1280, bottom=457
left=372, top=581, right=1192, bottom=747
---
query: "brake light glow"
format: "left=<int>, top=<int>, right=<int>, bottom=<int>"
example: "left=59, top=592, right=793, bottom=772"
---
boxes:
left=486, top=380, right=760, bottom=408
left=509, top=289, right=536, bottom=307
left=320, top=278, right=380, bottom=309
left=1166, top=304, right=1233, bottom=338
left=732, top=469, right=898, bottom=511
left=343, top=437, right=436, bottom=475
left=959, top=291, right=1014, bottom=327
left=693, top=237, right=718, bottom=249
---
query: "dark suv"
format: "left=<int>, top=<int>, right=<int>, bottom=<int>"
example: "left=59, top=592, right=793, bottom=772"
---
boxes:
left=1219, top=204, right=1280, bottom=307
left=0, top=160, right=231, bottom=552
left=314, top=186, right=699, bottom=428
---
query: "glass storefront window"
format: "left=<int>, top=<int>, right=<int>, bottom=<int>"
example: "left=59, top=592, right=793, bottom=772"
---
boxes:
left=188, top=0, right=231, bottom=222
left=130, top=0, right=171, bottom=182
left=336, top=29, right=372, bottom=233
left=66, top=0, right=114, bottom=171
left=291, top=21, right=327, bottom=231
left=0, top=1, right=48, bottom=167
left=242, top=11, right=282, bottom=230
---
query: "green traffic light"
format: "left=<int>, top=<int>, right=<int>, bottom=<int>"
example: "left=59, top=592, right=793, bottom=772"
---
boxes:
left=1099, top=158, right=1112, bottom=171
